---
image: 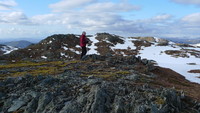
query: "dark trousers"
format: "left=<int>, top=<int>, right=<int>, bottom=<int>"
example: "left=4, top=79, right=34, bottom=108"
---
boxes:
left=81, top=46, right=87, bottom=59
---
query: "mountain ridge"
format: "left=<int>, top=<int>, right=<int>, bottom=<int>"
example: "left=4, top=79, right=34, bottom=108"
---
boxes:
left=0, top=33, right=179, bottom=61
left=3, top=40, right=33, bottom=48
left=0, top=33, right=199, bottom=84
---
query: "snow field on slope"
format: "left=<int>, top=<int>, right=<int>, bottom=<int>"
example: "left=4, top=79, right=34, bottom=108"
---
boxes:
left=139, top=45, right=200, bottom=84
left=87, top=35, right=99, bottom=55
left=1, top=46, right=18, bottom=54
left=77, top=35, right=200, bottom=84
left=87, top=35, right=137, bottom=55
left=111, top=38, right=136, bottom=50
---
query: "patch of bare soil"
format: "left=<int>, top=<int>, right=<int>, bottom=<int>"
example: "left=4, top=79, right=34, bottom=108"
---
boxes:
left=132, top=40, right=152, bottom=55
left=151, top=66, right=200, bottom=101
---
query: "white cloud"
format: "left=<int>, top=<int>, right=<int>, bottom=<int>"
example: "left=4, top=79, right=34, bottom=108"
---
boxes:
left=0, top=0, right=17, bottom=10
left=152, top=14, right=172, bottom=21
left=83, top=2, right=140, bottom=13
left=176, top=13, right=200, bottom=38
left=182, top=13, right=200, bottom=23
left=1, top=0, right=200, bottom=39
left=31, top=14, right=60, bottom=25
left=0, top=0, right=31, bottom=25
left=0, top=0, right=16, bottom=10
left=1, top=11, right=200, bottom=39
left=21, top=10, right=200, bottom=38
left=49, top=0, right=96, bottom=12
left=171, top=0, right=200, bottom=6
left=0, top=11, right=31, bottom=24
left=44, top=0, right=141, bottom=35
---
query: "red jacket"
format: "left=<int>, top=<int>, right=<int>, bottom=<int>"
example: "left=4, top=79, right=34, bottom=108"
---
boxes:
left=80, top=34, right=87, bottom=47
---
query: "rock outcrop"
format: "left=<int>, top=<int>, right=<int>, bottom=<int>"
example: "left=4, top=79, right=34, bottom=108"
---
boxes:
left=132, top=37, right=169, bottom=46
left=0, top=55, right=199, bottom=113
left=1, top=73, right=199, bottom=113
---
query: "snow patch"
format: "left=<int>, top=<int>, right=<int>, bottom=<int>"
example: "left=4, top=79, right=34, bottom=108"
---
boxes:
left=87, top=35, right=99, bottom=55
left=60, top=52, right=68, bottom=58
left=47, top=40, right=52, bottom=44
left=193, top=43, right=200, bottom=47
left=139, top=44, right=200, bottom=84
left=69, top=48, right=80, bottom=54
left=111, top=38, right=136, bottom=50
left=63, top=44, right=68, bottom=46
left=1, top=46, right=18, bottom=54
left=62, top=46, right=68, bottom=50
left=41, top=56, right=47, bottom=59
left=76, top=45, right=80, bottom=48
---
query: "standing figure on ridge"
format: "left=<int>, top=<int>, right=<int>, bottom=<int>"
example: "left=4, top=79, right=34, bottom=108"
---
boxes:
left=80, top=31, right=89, bottom=59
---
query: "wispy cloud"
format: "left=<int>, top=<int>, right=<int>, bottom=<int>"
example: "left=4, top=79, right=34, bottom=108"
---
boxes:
left=0, top=0, right=17, bottom=10
left=0, top=0, right=31, bottom=25
left=182, top=13, right=200, bottom=24
left=49, top=0, right=96, bottom=12
left=83, top=2, right=140, bottom=13
left=171, top=0, right=200, bottom=6
left=152, top=14, right=172, bottom=22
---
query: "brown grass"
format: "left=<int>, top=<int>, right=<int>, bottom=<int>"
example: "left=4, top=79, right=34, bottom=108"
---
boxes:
left=151, top=66, right=200, bottom=101
left=95, top=41, right=114, bottom=55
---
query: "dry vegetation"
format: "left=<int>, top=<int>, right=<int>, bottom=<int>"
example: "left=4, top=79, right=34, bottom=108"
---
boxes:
left=151, top=66, right=200, bottom=101
left=188, top=70, right=200, bottom=73
left=1, top=56, right=200, bottom=101
left=0, top=60, right=80, bottom=80
left=165, top=50, right=189, bottom=58
left=165, top=49, right=200, bottom=58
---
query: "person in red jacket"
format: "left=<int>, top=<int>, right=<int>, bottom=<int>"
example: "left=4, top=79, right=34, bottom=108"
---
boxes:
left=80, top=31, right=88, bottom=59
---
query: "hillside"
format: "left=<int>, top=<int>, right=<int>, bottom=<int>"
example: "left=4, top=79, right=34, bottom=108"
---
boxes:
left=0, top=44, right=18, bottom=56
left=0, top=33, right=197, bottom=60
left=0, top=34, right=80, bottom=60
left=3, top=40, right=33, bottom=48
left=0, top=54, right=200, bottom=113
left=0, top=33, right=166, bottom=60
left=0, top=33, right=199, bottom=84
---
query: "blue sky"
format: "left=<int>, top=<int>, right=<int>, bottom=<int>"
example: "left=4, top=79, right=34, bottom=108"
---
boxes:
left=0, top=0, right=200, bottom=41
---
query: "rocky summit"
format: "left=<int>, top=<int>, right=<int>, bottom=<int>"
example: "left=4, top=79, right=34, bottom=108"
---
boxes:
left=0, top=54, right=200, bottom=113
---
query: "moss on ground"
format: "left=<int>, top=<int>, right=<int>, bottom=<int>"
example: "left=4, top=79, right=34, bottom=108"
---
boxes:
left=0, top=60, right=78, bottom=79
left=155, top=96, right=165, bottom=105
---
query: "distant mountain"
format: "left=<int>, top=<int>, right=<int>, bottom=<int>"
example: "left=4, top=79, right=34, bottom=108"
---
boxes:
left=3, top=40, right=33, bottom=48
left=165, top=37, right=200, bottom=44
left=0, top=44, right=18, bottom=56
